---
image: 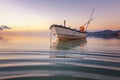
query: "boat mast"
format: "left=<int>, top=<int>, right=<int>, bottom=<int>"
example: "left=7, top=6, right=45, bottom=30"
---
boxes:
left=64, top=20, right=66, bottom=27
left=85, top=8, right=95, bottom=32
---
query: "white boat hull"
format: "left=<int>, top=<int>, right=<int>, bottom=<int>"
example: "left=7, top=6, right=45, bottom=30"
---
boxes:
left=50, top=25, right=86, bottom=41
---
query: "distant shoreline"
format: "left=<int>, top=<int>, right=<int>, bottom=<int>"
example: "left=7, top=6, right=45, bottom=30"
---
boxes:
left=87, top=30, right=120, bottom=39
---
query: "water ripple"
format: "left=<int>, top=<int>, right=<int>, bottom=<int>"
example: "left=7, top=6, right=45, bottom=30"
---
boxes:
left=0, top=50, right=120, bottom=80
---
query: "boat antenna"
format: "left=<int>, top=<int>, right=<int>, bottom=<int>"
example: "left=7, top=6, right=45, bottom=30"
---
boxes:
left=85, top=8, right=95, bottom=32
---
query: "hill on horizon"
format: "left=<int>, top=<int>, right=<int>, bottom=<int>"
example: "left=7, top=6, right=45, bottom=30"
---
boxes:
left=87, top=30, right=120, bottom=39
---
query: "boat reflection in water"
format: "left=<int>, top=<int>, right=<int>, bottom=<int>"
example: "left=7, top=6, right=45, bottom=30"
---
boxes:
left=51, top=38, right=87, bottom=50
left=50, top=38, right=87, bottom=58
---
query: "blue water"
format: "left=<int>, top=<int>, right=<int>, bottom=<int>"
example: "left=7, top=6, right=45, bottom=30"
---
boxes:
left=0, top=36, right=120, bottom=80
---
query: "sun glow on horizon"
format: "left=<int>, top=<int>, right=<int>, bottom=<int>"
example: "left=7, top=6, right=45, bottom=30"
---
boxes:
left=0, top=0, right=120, bottom=33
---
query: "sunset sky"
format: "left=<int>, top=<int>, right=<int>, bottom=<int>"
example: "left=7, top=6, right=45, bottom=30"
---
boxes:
left=0, top=0, right=120, bottom=33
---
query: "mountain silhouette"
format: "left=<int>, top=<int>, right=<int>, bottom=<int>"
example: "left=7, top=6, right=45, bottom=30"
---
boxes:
left=87, top=30, right=120, bottom=39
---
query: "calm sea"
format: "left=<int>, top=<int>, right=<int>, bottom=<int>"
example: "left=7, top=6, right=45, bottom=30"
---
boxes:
left=0, top=35, right=120, bottom=80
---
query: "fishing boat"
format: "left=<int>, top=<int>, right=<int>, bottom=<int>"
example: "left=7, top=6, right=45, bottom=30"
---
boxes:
left=49, top=23, right=86, bottom=41
left=50, top=9, right=95, bottom=41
